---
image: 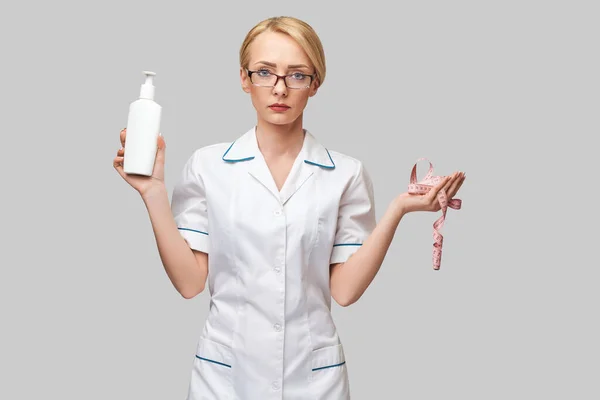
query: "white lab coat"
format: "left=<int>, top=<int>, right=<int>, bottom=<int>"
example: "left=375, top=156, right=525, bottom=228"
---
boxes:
left=171, top=126, right=376, bottom=400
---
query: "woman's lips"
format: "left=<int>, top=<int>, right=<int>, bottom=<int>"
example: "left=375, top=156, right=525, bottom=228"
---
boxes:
left=269, top=105, right=290, bottom=112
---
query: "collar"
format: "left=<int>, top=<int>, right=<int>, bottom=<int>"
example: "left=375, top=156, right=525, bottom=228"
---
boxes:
left=222, top=126, right=335, bottom=169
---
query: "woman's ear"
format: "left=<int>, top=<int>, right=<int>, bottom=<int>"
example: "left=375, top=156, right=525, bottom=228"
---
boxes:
left=308, top=79, right=320, bottom=97
left=240, top=67, right=251, bottom=93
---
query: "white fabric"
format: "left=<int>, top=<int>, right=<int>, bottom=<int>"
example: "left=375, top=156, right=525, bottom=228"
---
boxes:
left=171, top=126, right=376, bottom=400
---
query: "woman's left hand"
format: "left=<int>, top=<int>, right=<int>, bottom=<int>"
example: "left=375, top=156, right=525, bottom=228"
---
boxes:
left=396, top=171, right=465, bottom=214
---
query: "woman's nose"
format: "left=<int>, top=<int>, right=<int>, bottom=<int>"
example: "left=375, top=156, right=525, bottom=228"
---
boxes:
left=272, top=76, right=288, bottom=95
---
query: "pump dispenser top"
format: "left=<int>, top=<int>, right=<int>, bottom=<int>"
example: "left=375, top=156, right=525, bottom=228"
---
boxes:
left=139, top=71, right=156, bottom=100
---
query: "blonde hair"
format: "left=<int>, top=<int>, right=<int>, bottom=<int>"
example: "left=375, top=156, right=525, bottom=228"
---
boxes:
left=239, top=16, right=326, bottom=87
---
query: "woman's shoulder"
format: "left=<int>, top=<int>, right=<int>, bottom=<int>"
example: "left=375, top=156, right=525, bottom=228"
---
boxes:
left=186, top=137, right=239, bottom=165
left=327, top=149, right=362, bottom=166
left=188, top=127, right=251, bottom=163
left=192, top=141, right=232, bottom=159
left=325, top=148, right=370, bottom=179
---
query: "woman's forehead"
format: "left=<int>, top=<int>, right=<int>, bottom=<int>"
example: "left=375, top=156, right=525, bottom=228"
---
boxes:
left=249, top=31, right=311, bottom=67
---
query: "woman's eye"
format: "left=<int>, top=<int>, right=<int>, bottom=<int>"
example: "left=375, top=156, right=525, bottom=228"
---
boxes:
left=257, top=69, right=271, bottom=76
left=291, top=73, right=305, bottom=80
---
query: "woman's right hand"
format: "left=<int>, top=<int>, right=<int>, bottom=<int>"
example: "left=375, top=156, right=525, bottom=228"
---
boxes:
left=113, top=127, right=167, bottom=197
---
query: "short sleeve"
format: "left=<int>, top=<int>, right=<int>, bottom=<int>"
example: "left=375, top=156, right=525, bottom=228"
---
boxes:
left=171, top=151, right=210, bottom=254
left=329, top=162, right=377, bottom=264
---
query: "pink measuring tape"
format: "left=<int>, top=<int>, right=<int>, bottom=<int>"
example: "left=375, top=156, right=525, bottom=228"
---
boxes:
left=407, top=158, right=462, bottom=270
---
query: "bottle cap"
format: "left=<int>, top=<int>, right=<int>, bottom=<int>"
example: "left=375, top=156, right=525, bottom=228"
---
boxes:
left=139, top=71, right=156, bottom=100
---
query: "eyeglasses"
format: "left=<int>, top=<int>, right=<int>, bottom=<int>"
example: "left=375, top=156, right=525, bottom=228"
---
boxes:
left=246, top=68, right=315, bottom=89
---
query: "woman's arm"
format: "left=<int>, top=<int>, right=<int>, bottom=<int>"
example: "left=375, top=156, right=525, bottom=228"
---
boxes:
left=330, top=171, right=465, bottom=307
left=329, top=196, right=405, bottom=307
left=142, top=184, right=208, bottom=299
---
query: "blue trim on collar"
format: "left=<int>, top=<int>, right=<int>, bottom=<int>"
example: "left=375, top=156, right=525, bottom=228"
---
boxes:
left=221, top=135, right=335, bottom=169
left=222, top=140, right=255, bottom=163
left=304, top=148, right=335, bottom=169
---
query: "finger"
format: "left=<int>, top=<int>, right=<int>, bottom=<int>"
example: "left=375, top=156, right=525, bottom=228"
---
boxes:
left=446, top=171, right=462, bottom=193
left=439, top=173, right=457, bottom=194
left=442, top=172, right=458, bottom=193
left=429, top=175, right=451, bottom=199
left=447, top=181, right=460, bottom=199
left=120, top=127, right=127, bottom=147
left=117, top=146, right=124, bottom=156
left=430, top=173, right=457, bottom=205
left=113, top=157, right=127, bottom=180
left=155, top=135, right=166, bottom=164
left=113, top=155, right=124, bottom=168
left=449, top=173, right=466, bottom=197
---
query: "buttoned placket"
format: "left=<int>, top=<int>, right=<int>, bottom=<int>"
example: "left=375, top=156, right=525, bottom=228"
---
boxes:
left=273, top=200, right=286, bottom=396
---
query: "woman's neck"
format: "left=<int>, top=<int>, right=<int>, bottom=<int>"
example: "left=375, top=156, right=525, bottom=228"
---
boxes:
left=255, top=115, right=305, bottom=159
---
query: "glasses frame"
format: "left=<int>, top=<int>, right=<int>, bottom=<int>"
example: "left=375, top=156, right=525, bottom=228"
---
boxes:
left=246, top=68, right=316, bottom=89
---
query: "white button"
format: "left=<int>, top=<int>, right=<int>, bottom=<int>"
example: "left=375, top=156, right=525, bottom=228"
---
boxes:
left=274, top=323, right=282, bottom=332
left=274, top=209, right=282, bottom=216
left=274, top=266, right=281, bottom=273
left=272, top=381, right=280, bottom=390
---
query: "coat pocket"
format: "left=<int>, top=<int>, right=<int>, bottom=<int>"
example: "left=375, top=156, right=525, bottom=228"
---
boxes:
left=310, top=343, right=350, bottom=399
left=186, top=337, right=234, bottom=400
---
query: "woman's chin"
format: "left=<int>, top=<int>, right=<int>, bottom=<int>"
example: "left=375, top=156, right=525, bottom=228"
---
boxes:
left=261, top=113, right=298, bottom=125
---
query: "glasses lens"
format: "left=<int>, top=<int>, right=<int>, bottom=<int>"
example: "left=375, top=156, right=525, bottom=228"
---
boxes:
left=285, top=74, right=311, bottom=89
left=251, top=71, right=276, bottom=86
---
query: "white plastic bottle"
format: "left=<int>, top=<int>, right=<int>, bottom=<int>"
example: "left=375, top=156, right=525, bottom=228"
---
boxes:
left=123, top=71, right=162, bottom=176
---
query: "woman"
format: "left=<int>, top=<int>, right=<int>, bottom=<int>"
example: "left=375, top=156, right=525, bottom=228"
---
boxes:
left=114, top=15, right=465, bottom=400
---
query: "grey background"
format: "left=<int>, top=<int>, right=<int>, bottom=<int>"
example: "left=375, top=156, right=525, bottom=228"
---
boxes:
left=1, top=0, right=598, bottom=398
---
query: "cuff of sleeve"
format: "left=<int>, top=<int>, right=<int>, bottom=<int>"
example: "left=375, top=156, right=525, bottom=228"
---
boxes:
left=178, top=228, right=210, bottom=253
left=329, top=243, right=362, bottom=264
